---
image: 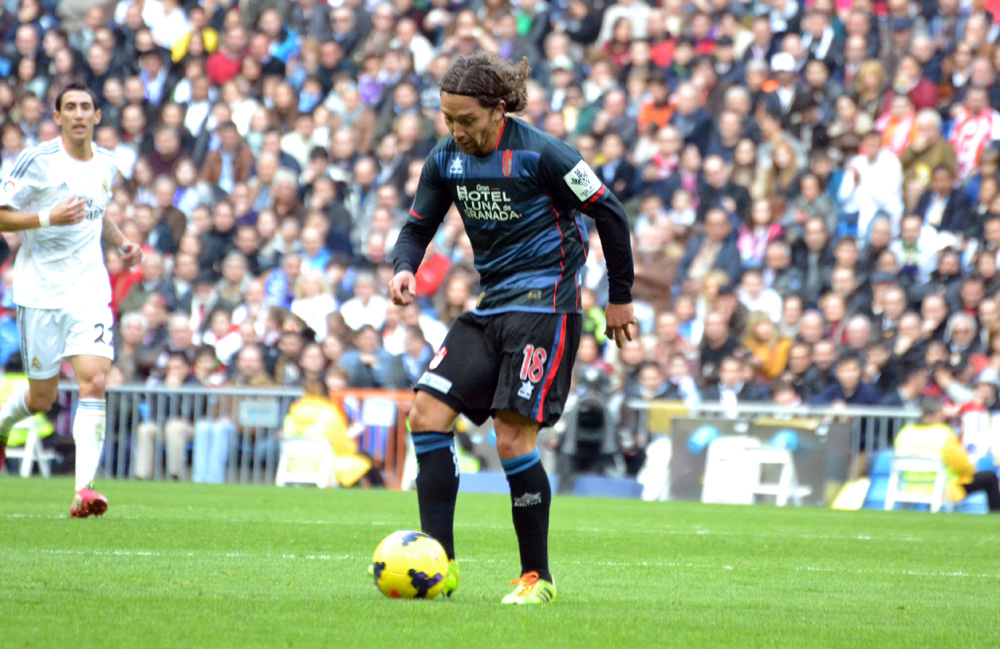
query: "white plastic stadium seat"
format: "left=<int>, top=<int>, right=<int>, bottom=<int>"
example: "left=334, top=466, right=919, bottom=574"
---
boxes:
left=884, top=456, right=953, bottom=513
left=3, top=418, right=56, bottom=478
left=743, top=446, right=811, bottom=507
left=701, top=436, right=760, bottom=505
left=275, top=438, right=336, bottom=488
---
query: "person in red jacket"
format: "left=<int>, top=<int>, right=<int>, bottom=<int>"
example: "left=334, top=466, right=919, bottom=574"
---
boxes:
left=205, top=25, right=247, bottom=85
left=880, top=54, right=938, bottom=114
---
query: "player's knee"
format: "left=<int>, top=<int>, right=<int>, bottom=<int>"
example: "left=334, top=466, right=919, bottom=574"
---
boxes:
left=407, top=402, right=435, bottom=432
left=408, top=395, right=454, bottom=432
left=78, top=372, right=107, bottom=399
left=494, top=414, right=540, bottom=459
left=26, top=390, right=56, bottom=413
left=494, top=434, right=519, bottom=459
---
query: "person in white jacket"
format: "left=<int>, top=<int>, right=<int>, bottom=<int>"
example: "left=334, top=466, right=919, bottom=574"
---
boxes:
left=838, top=130, right=904, bottom=238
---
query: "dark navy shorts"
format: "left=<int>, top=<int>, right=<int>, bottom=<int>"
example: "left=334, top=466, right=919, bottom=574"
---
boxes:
left=415, top=311, right=582, bottom=427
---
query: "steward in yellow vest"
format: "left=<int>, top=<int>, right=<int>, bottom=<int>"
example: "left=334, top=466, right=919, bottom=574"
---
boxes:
left=894, top=395, right=999, bottom=512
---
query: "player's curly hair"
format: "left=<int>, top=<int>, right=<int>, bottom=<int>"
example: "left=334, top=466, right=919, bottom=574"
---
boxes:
left=439, top=52, right=531, bottom=114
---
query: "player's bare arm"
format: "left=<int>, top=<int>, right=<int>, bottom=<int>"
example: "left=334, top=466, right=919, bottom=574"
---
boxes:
left=102, top=213, right=142, bottom=267
left=0, top=196, right=88, bottom=231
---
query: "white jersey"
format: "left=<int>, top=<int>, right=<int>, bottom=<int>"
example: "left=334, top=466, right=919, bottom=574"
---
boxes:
left=0, top=138, right=117, bottom=309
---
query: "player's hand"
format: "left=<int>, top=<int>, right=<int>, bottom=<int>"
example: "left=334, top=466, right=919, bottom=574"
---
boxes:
left=605, top=302, right=637, bottom=349
left=389, top=270, right=417, bottom=306
left=120, top=239, right=143, bottom=267
left=48, top=196, right=87, bottom=226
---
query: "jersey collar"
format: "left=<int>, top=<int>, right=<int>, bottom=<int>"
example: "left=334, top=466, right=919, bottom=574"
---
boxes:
left=493, top=117, right=507, bottom=152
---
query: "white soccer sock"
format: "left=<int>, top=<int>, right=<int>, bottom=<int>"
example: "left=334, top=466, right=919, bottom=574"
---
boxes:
left=73, top=398, right=107, bottom=492
left=0, top=383, right=32, bottom=443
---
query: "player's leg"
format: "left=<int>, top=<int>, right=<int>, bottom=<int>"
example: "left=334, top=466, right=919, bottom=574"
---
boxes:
left=0, top=376, right=60, bottom=467
left=64, top=304, right=115, bottom=515
left=493, top=313, right=581, bottom=604
left=0, top=308, right=62, bottom=465
left=408, top=313, right=499, bottom=596
left=408, top=390, right=461, bottom=559
left=494, top=410, right=555, bottom=582
left=68, top=353, right=111, bottom=517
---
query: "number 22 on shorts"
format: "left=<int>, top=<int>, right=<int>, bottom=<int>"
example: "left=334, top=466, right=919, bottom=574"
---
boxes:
left=93, top=323, right=112, bottom=345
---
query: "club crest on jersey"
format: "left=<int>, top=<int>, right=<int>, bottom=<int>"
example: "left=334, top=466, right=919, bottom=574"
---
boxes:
left=429, top=346, right=447, bottom=370
left=103, top=178, right=111, bottom=195
left=448, top=156, right=464, bottom=177
left=502, top=149, right=513, bottom=178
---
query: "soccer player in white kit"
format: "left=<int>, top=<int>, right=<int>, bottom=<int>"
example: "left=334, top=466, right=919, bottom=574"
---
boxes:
left=0, top=83, right=142, bottom=517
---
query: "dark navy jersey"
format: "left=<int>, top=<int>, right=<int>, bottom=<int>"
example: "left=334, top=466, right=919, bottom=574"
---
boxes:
left=394, top=117, right=634, bottom=315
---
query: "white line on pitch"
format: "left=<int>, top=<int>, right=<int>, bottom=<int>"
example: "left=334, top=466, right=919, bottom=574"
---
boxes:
left=23, top=549, right=999, bottom=580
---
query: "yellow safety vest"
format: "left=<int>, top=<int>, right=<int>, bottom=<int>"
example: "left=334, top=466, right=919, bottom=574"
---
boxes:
left=894, top=422, right=975, bottom=502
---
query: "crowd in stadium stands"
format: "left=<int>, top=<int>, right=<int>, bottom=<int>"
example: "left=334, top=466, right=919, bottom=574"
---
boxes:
left=4, top=0, right=1000, bottom=475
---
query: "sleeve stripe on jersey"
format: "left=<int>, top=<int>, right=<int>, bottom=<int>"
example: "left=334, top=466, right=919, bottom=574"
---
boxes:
left=6, top=142, right=59, bottom=180
left=581, top=184, right=606, bottom=209
left=409, top=207, right=425, bottom=220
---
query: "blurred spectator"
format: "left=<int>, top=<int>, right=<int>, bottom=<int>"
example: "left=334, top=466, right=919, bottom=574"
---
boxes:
left=808, top=352, right=882, bottom=406
left=290, top=269, right=337, bottom=341
left=837, top=130, right=904, bottom=239
left=134, top=350, right=200, bottom=481
left=114, top=311, right=148, bottom=385
left=743, top=311, right=792, bottom=381
left=340, top=270, right=388, bottom=331
left=679, top=208, right=742, bottom=292
left=391, top=325, right=433, bottom=387
left=193, top=344, right=274, bottom=484
left=340, top=324, right=406, bottom=389
left=698, top=310, right=740, bottom=387
left=701, top=355, right=769, bottom=403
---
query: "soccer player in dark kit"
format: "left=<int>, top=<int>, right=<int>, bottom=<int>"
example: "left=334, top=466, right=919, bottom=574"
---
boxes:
left=389, top=52, right=636, bottom=605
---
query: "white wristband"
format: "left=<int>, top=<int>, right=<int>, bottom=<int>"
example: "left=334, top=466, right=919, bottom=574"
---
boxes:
left=38, top=209, right=51, bottom=228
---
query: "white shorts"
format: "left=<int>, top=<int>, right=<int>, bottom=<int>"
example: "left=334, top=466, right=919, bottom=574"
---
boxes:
left=17, top=305, right=115, bottom=379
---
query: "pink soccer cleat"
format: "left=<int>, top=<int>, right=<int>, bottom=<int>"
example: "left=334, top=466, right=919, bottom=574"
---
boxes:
left=70, top=488, right=108, bottom=518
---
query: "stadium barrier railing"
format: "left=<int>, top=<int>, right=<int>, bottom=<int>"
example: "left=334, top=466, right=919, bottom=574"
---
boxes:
left=41, top=386, right=921, bottom=499
left=48, top=384, right=415, bottom=488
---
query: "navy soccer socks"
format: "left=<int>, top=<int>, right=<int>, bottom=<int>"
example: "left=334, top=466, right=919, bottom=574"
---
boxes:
left=502, top=448, right=552, bottom=582
left=412, top=431, right=459, bottom=560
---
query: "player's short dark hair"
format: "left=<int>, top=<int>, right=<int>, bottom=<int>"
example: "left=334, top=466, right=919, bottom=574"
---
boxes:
left=439, top=52, right=530, bottom=113
left=55, top=81, right=98, bottom=111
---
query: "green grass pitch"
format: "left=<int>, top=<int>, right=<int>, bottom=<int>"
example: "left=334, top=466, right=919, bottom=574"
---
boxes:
left=2, top=477, right=998, bottom=649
